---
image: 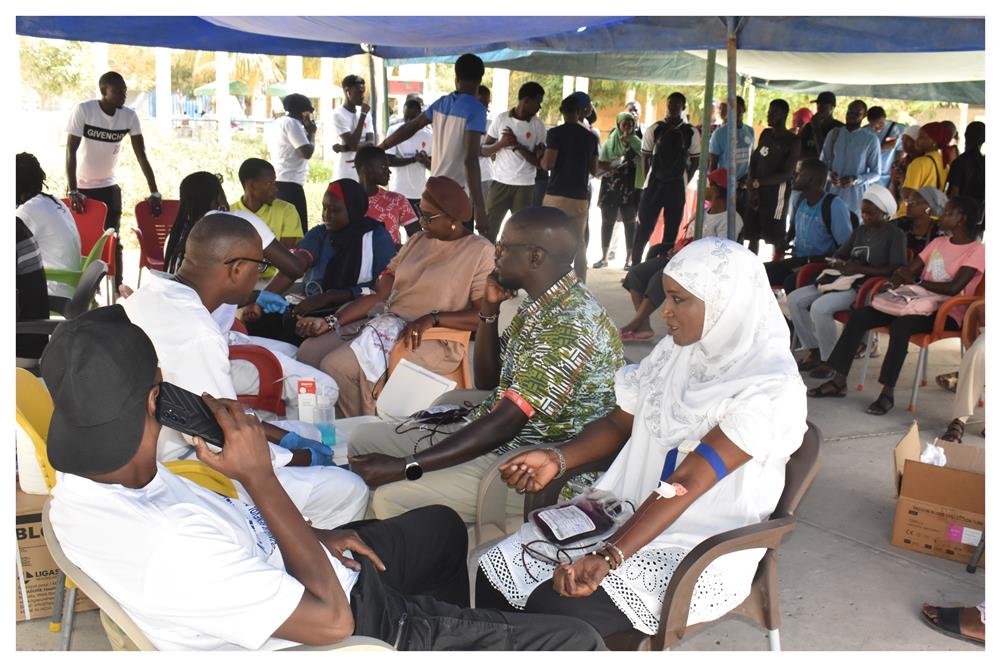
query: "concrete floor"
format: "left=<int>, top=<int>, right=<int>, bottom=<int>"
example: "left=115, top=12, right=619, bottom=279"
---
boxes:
left=16, top=235, right=985, bottom=651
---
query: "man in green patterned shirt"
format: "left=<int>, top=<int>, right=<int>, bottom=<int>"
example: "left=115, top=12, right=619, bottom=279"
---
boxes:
left=349, top=207, right=624, bottom=520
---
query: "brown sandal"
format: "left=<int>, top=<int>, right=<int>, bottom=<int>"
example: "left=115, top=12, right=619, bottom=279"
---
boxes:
left=939, top=418, right=965, bottom=443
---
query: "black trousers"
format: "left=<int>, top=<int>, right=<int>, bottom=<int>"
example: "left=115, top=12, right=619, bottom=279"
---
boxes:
left=79, top=184, right=123, bottom=287
left=622, top=255, right=670, bottom=308
left=276, top=181, right=308, bottom=234
left=599, top=197, right=638, bottom=257
left=346, top=506, right=606, bottom=651
left=244, top=312, right=304, bottom=346
left=632, top=177, right=686, bottom=265
left=826, top=305, right=960, bottom=388
left=474, top=568, right=633, bottom=639
left=532, top=173, right=549, bottom=207
left=763, top=256, right=821, bottom=294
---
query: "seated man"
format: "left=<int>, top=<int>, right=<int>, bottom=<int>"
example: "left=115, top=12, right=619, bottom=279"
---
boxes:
left=355, top=146, right=418, bottom=246
left=348, top=207, right=625, bottom=520
left=230, top=158, right=305, bottom=255
left=763, top=158, right=854, bottom=293
left=121, top=213, right=366, bottom=528
left=43, top=307, right=606, bottom=651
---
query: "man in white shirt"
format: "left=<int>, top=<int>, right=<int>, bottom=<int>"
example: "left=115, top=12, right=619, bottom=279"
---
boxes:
left=477, top=85, right=495, bottom=206
left=266, top=93, right=317, bottom=234
left=65, top=71, right=161, bottom=289
left=387, top=97, right=433, bottom=231
left=120, top=213, right=367, bottom=529
left=481, top=81, right=547, bottom=242
left=331, top=75, right=375, bottom=182
left=16, top=152, right=82, bottom=300
left=43, top=305, right=605, bottom=651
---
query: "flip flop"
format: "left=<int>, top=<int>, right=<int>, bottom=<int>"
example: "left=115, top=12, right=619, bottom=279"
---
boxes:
left=865, top=393, right=895, bottom=416
left=920, top=605, right=985, bottom=646
left=806, top=380, right=847, bottom=398
left=620, top=330, right=655, bottom=341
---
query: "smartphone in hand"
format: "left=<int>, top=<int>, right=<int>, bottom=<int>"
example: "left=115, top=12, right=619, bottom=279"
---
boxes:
left=155, top=382, right=226, bottom=447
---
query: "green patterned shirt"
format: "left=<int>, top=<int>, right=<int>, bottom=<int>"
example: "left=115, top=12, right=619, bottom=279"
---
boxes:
left=475, top=272, right=625, bottom=454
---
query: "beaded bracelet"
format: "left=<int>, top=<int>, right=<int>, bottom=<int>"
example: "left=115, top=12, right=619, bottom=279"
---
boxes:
left=543, top=447, right=566, bottom=479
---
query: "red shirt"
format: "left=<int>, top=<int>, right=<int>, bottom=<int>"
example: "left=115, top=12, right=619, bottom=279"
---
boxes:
left=367, top=188, right=417, bottom=244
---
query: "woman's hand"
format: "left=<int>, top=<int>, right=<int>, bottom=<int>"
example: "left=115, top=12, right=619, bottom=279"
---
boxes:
left=552, top=555, right=610, bottom=598
left=296, top=316, right=332, bottom=338
left=399, top=314, right=434, bottom=351
left=890, top=266, right=915, bottom=288
left=499, top=449, right=560, bottom=493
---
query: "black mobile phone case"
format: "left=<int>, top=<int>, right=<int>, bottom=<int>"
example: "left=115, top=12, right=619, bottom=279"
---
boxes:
left=155, top=382, right=226, bottom=447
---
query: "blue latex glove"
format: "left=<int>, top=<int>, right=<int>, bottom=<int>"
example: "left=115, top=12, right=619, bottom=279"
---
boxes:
left=256, top=290, right=289, bottom=314
left=279, top=432, right=334, bottom=467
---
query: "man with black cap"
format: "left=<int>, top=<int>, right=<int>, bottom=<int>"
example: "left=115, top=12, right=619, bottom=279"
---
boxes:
left=120, top=212, right=368, bottom=529
left=266, top=93, right=317, bottom=233
left=798, top=91, right=844, bottom=161
left=43, top=305, right=605, bottom=652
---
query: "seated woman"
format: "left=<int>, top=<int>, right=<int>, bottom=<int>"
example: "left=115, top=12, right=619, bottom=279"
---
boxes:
left=475, top=238, right=807, bottom=640
left=896, top=186, right=945, bottom=255
left=295, top=176, right=494, bottom=418
left=243, top=179, right=396, bottom=345
left=791, top=184, right=907, bottom=379
left=618, top=169, right=740, bottom=341
left=810, top=196, right=985, bottom=415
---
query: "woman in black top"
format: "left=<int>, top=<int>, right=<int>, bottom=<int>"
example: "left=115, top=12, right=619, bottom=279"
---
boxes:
left=747, top=99, right=800, bottom=255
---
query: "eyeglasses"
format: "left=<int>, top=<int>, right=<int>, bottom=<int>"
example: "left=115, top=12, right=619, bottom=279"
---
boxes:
left=495, top=241, right=547, bottom=258
left=418, top=210, right=443, bottom=226
left=223, top=257, right=272, bottom=273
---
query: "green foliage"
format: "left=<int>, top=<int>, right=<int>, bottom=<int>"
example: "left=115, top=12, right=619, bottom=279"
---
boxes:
left=19, top=37, right=90, bottom=108
left=308, top=160, right=333, bottom=183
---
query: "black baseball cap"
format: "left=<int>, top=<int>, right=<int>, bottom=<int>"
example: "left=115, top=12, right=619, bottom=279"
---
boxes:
left=811, top=92, right=837, bottom=107
left=40, top=305, right=158, bottom=476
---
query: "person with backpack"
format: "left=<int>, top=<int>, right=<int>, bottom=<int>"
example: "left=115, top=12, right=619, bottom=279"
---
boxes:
left=631, top=92, right=701, bottom=265
left=865, top=106, right=905, bottom=188
left=820, top=99, right=881, bottom=218
left=764, top=159, right=855, bottom=293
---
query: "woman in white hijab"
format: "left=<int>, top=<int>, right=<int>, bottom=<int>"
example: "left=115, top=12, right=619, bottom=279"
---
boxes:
left=475, top=238, right=808, bottom=639
left=790, top=184, right=908, bottom=380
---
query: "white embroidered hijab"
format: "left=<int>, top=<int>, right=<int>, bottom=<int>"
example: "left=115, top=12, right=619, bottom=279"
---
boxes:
left=595, top=238, right=806, bottom=505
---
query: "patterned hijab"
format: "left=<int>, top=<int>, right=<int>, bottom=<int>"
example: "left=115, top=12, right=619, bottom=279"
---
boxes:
left=595, top=238, right=806, bottom=506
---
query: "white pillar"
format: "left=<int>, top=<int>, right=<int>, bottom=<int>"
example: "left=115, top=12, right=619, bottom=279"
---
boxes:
left=215, top=51, right=231, bottom=147
left=492, top=68, right=511, bottom=112
left=645, top=91, right=656, bottom=124
left=575, top=76, right=589, bottom=94
left=746, top=80, right=756, bottom=128
left=562, top=75, right=575, bottom=99
left=428, top=63, right=437, bottom=98
left=626, top=88, right=636, bottom=102
left=320, top=57, right=335, bottom=163
left=958, top=103, right=970, bottom=152
left=155, top=47, right=172, bottom=134
left=287, top=55, right=304, bottom=86
left=93, top=42, right=109, bottom=95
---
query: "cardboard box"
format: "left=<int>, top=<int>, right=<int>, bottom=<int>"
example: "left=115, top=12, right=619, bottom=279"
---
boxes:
left=890, top=422, right=985, bottom=567
left=15, top=489, right=96, bottom=621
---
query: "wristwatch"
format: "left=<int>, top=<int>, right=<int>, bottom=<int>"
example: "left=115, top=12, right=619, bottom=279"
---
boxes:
left=751, top=179, right=760, bottom=189
left=324, top=314, right=339, bottom=331
left=403, top=455, right=423, bottom=481
left=430, top=309, right=441, bottom=327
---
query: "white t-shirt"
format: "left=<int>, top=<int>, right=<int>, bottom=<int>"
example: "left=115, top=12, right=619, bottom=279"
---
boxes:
left=120, top=272, right=291, bottom=468
left=487, top=110, right=547, bottom=187
left=210, top=210, right=277, bottom=333
left=50, top=466, right=358, bottom=651
left=65, top=100, right=142, bottom=189
left=265, top=116, right=312, bottom=185
left=479, top=115, right=495, bottom=182
left=331, top=105, right=375, bottom=182
left=16, top=195, right=82, bottom=300
left=685, top=209, right=744, bottom=241
left=388, top=121, right=434, bottom=200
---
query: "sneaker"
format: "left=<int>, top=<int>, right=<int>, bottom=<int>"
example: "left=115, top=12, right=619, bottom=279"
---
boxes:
left=592, top=259, right=608, bottom=269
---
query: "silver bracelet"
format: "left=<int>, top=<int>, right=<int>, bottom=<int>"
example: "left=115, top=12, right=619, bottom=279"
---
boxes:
left=606, top=542, right=626, bottom=566
left=544, top=447, right=566, bottom=479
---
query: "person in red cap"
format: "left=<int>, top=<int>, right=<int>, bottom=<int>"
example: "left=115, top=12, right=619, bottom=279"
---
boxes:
left=792, top=107, right=813, bottom=136
left=899, top=122, right=953, bottom=207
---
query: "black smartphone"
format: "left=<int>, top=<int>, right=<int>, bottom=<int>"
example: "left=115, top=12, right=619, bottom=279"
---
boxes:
left=155, top=382, right=225, bottom=448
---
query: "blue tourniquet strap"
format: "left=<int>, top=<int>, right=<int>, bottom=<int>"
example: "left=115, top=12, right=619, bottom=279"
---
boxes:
left=694, top=442, right=728, bottom=482
left=660, top=447, right=679, bottom=481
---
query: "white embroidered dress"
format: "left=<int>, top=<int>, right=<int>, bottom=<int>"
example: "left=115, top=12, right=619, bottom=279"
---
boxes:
left=480, top=238, right=807, bottom=634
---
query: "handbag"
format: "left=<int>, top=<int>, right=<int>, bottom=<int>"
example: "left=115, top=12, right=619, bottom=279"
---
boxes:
left=871, top=284, right=949, bottom=317
left=815, top=269, right=865, bottom=293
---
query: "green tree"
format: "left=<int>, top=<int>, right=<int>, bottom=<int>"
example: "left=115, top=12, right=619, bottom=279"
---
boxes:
left=19, top=37, right=90, bottom=109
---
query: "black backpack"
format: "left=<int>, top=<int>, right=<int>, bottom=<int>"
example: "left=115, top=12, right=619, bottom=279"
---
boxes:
left=794, top=193, right=859, bottom=238
left=651, top=120, right=694, bottom=182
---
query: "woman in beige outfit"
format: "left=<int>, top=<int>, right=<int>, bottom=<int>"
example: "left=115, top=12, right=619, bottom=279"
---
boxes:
left=296, top=176, right=494, bottom=417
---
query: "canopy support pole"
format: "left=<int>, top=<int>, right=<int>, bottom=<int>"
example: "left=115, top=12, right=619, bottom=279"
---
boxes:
left=725, top=16, right=740, bottom=241
left=746, top=78, right=756, bottom=128
left=367, top=51, right=379, bottom=142
left=694, top=49, right=718, bottom=240
left=215, top=51, right=231, bottom=147
left=155, top=47, right=172, bottom=135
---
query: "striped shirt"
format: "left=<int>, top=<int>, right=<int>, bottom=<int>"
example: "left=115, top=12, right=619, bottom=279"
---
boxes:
left=475, top=272, right=625, bottom=454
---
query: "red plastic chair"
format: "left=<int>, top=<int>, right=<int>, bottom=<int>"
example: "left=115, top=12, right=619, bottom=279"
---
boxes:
left=794, top=262, right=828, bottom=290
left=855, top=275, right=985, bottom=411
left=134, top=200, right=179, bottom=286
left=228, top=345, right=286, bottom=417
left=62, top=198, right=117, bottom=302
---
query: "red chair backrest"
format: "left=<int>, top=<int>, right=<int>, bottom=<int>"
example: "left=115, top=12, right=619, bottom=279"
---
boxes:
left=134, top=200, right=179, bottom=259
left=62, top=198, right=108, bottom=255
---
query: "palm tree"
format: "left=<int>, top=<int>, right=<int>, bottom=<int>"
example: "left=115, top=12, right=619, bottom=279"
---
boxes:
left=192, top=51, right=283, bottom=117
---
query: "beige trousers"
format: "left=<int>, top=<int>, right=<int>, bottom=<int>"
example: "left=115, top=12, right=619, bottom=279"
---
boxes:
left=954, top=335, right=986, bottom=420
left=542, top=193, right=590, bottom=283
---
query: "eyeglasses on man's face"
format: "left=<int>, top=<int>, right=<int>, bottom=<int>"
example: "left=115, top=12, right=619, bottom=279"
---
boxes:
left=223, top=257, right=272, bottom=273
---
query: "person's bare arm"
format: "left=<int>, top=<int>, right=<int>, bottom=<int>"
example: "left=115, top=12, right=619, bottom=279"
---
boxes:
left=65, top=135, right=85, bottom=212
left=473, top=274, right=512, bottom=389
left=540, top=147, right=558, bottom=171
left=465, top=131, right=487, bottom=233
left=340, top=104, right=372, bottom=151
left=588, top=153, right=599, bottom=177
left=193, top=396, right=354, bottom=645
left=296, top=116, right=317, bottom=159
left=379, top=113, right=430, bottom=151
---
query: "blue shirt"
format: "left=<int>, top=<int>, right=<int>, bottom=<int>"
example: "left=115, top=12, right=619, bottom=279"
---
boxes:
left=792, top=194, right=854, bottom=258
left=865, top=121, right=905, bottom=187
left=425, top=92, right=488, bottom=189
left=297, top=224, right=396, bottom=297
left=820, top=126, right=881, bottom=216
left=709, top=122, right=755, bottom=179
